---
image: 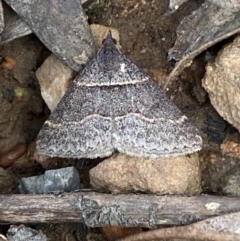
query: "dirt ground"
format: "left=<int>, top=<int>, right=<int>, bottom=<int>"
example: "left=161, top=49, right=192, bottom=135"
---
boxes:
left=0, top=0, right=239, bottom=240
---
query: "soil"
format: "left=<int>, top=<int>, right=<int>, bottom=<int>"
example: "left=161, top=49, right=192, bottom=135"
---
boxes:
left=0, top=0, right=240, bottom=240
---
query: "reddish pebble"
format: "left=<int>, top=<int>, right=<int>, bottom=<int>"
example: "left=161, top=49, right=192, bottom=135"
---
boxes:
left=1, top=56, right=16, bottom=69
left=0, top=143, right=28, bottom=168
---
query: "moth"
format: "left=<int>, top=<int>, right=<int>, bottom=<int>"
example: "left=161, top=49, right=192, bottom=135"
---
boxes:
left=36, top=31, right=202, bottom=159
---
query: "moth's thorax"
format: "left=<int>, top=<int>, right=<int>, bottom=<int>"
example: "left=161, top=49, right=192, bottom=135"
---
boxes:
left=98, top=43, right=122, bottom=71
left=76, top=38, right=149, bottom=86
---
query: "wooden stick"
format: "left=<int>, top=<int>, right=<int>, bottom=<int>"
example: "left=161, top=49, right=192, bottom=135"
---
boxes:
left=0, top=192, right=240, bottom=227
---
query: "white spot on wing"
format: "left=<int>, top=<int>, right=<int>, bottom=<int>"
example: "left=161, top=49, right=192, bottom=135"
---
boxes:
left=120, top=63, right=126, bottom=72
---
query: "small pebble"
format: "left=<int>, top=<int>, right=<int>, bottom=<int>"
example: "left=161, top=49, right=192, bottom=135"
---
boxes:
left=7, top=225, right=47, bottom=241
left=18, top=166, right=80, bottom=194
left=221, top=141, right=240, bottom=159
left=1, top=56, right=16, bottom=69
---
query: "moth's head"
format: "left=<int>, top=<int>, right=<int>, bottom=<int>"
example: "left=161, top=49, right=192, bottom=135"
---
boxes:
left=102, top=30, right=117, bottom=46
left=98, top=30, right=122, bottom=71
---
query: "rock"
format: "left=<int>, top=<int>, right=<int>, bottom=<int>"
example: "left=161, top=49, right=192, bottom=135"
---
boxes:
left=208, top=0, right=240, bottom=12
left=1, top=1, right=93, bottom=45
left=1, top=3, right=32, bottom=44
left=201, top=104, right=227, bottom=144
left=0, top=0, right=4, bottom=36
left=4, top=0, right=95, bottom=71
left=36, top=54, right=75, bottom=111
left=18, top=166, right=80, bottom=194
left=202, top=36, right=240, bottom=132
left=7, top=225, right=47, bottom=241
left=165, top=1, right=240, bottom=88
left=221, top=168, right=240, bottom=196
left=90, top=153, right=201, bottom=194
left=221, top=141, right=240, bottom=159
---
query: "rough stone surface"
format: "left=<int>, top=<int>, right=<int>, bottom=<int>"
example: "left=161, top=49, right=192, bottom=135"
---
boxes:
left=202, top=36, right=240, bottom=132
left=209, top=0, right=240, bottom=11
left=221, top=141, right=240, bottom=159
left=7, top=225, right=47, bottom=241
left=166, top=1, right=240, bottom=88
left=4, top=0, right=95, bottom=71
left=90, top=153, right=201, bottom=194
left=36, top=54, right=75, bottom=111
left=222, top=168, right=240, bottom=196
left=18, top=166, right=80, bottom=194
left=1, top=3, right=32, bottom=44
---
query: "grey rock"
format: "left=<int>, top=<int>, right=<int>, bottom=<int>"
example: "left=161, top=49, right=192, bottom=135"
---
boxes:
left=202, top=105, right=227, bottom=144
left=1, top=3, right=31, bottom=44
left=165, top=1, right=240, bottom=88
left=4, top=0, right=95, bottom=71
left=164, top=0, right=236, bottom=16
left=222, top=168, right=240, bottom=196
left=208, top=0, right=240, bottom=12
left=7, top=225, right=47, bottom=241
left=18, top=166, right=80, bottom=194
left=0, top=0, right=93, bottom=45
left=0, top=0, right=4, bottom=36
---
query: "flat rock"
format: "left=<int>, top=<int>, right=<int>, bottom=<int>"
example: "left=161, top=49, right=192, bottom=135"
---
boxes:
left=1, top=3, right=31, bottom=44
left=18, top=166, right=80, bottom=194
left=90, top=153, right=201, bottom=194
left=36, top=54, right=75, bottom=111
left=4, top=0, right=95, bottom=71
left=202, top=36, right=240, bottom=132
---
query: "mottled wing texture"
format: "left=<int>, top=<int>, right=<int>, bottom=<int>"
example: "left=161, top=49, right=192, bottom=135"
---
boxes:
left=111, top=80, right=202, bottom=157
left=36, top=32, right=202, bottom=158
left=36, top=79, right=114, bottom=158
